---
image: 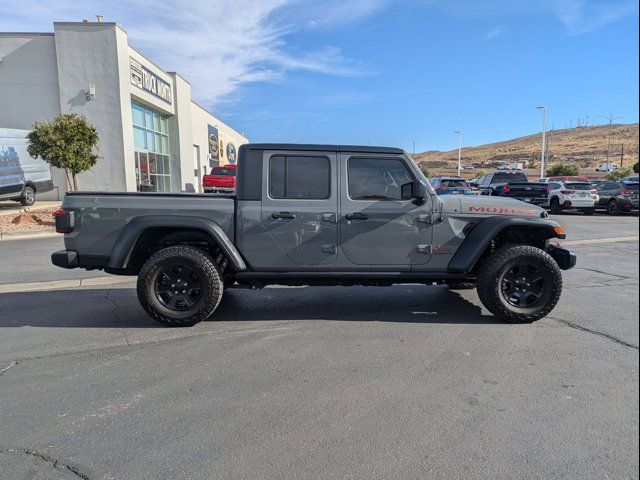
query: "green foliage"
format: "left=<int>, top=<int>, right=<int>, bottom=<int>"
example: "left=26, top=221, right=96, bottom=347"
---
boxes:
left=27, top=114, right=100, bottom=190
left=420, top=167, right=431, bottom=179
left=545, top=162, right=579, bottom=177
left=606, top=167, right=634, bottom=181
left=476, top=169, right=487, bottom=177
left=634, top=162, right=639, bottom=174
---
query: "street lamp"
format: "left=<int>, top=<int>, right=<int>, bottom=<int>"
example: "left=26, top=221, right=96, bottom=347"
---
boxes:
left=453, top=131, right=462, bottom=176
left=536, top=106, right=547, bottom=179
left=598, top=114, right=623, bottom=163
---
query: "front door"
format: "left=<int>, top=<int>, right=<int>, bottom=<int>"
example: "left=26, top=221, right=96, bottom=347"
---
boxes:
left=339, top=154, right=433, bottom=267
left=261, top=151, right=338, bottom=266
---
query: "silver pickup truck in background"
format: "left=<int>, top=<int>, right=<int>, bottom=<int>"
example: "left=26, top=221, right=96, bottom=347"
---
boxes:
left=52, top=143, right=576, bottom=327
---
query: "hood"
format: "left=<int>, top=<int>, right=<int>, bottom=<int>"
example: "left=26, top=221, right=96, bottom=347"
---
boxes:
left=440, top=195, right=547, bottom=218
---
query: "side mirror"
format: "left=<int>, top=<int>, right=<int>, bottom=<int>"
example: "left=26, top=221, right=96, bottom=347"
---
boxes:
left=402, top=180, right=427, bottom=201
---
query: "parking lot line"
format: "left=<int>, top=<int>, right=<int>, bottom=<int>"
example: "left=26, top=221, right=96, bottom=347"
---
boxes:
left=562, top=235, right=639, bottom=246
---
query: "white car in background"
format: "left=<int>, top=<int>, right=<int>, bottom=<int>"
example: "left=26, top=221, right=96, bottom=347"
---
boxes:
left=596, top=162, right=619, bottom=172
left=546, top=180, right=599, bottom=215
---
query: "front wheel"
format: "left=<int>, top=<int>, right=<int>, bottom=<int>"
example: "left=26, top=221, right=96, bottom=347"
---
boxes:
left=476, top=245, right=563, bottom=323
left=137, top=245, right=223, bottom=327
left=550, top=197, right=563, bottom=215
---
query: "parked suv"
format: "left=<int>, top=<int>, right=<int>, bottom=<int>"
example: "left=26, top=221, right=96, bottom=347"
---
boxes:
left=203, top=165, right=237, bottom=193
left=52, top=143, right=575, bottom=327
left=427, top=176, right=472, bottom=195
left=546, top=181, right=599, bottom=215
left=594, top=181, right=638, bottom=215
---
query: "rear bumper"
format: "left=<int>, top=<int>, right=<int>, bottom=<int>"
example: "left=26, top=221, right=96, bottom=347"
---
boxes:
left=204, top=187, right=235, bottom=194
left=547, top=245, right=577, bottom=270
left=51, top=250, right=78, bottom=269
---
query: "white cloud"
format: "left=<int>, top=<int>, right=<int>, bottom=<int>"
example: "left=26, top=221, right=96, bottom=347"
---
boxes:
left=547, top=0, right=639, bottom=35
left=0, top=0, right=383, bottom=107
left=485, top=26, right=504, bottom=39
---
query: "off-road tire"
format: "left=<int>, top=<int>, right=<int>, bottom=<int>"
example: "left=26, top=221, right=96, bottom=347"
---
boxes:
left=446, top=280, right=476, bottom=290
left=550, top=197, right=562, bottom=215
left=137, top=245, right=223, bottom=327
left=19, top=185, right=35, bottom=206
left=476, top=244, right=563, bottom=323
left=580, top=208, right=595, bottom=216
left=607, top=199, right=620, bottom=215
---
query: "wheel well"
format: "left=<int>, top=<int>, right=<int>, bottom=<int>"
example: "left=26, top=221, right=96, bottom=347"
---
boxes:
left=472, top=225, right=555, bottom=273
left=23, top=181, right=36, bottom=192
left=127, top=227, right=231, bottom=275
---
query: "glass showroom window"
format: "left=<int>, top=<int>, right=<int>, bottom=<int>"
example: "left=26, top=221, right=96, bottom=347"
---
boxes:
left=132, top=101, right=171, bottom=192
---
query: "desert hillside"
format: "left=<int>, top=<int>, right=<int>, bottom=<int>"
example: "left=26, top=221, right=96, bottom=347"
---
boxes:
left=414, top=123, right=639, bottom=172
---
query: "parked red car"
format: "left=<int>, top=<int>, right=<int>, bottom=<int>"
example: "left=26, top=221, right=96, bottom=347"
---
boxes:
left=203, top=165, right=237, bottom=193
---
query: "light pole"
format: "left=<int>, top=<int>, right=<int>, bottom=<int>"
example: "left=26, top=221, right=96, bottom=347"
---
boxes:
left=453, top=131, right=462, bottom=176
left=598, top=114, right=623, bottom=163
left=536, top=106, right=547, bottom=178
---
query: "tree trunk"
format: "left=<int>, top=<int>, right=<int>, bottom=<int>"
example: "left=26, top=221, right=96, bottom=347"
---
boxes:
left=64, top=169, right=73, bottom=191
left=72, top=173, right=78, bottom=191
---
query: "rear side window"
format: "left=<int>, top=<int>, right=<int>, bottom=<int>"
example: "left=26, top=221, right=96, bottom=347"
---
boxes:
left=493, top=172, right=528, bottom=184
left=211, top=167, right=236, bottom=176
left=440, top=179, right=467, bottom=188
left=348, top=157, right=413, bottom=200
left=566, top=183, right=592, bottom=190
left=550, top=183, right=561, bottom=190
left=269, top=155, right=330, bottom=199
left=625, top=183, right=639, bottom=191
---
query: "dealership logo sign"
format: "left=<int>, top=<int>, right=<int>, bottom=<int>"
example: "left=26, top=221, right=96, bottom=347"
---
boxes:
left=130, top=58, right=172, bottom=105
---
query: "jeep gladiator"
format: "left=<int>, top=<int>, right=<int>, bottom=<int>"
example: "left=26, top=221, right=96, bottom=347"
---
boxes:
left=52, top=144, right=576, bottom=327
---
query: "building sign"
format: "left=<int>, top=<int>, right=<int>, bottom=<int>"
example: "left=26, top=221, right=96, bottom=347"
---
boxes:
left=130, top=58, right=172, bottom=105
left=208, top=124, right=219, bottom=167
left=226, top=142, right=237, bottom=164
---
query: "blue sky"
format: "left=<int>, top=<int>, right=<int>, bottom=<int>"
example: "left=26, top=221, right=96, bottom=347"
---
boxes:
left=1, top=0, right=638, bottom=152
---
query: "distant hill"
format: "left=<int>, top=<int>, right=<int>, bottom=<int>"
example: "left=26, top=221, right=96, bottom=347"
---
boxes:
left=414, top=123, right=639, bottom=173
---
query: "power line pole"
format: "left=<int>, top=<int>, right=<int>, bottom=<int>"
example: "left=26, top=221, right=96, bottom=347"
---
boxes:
left=536, top=106, right=547, bottom=178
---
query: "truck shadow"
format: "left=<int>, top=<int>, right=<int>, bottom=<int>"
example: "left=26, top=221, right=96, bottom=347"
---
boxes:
left=0, top=285, right=502, bottom=328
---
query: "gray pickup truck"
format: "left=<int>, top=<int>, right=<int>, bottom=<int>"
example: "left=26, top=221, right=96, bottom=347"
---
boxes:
left=52, top=144, right=576, bottom=327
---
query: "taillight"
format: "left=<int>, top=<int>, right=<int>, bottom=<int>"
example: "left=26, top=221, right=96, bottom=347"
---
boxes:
left=560, top=190, right=574, bottom=195
left=503, top=184, right=510, bottom=194
left=546, top=185, right=551, bottom=194
left=435, top=186, right=445, bottom=191
left=622, top=189, right=635, bottom=196
left=54, top=209, right=74, bottom=234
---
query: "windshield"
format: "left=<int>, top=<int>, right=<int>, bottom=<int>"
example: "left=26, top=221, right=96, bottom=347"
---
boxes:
left=494, top=172, right=528, bottom=184
left=440, top=179, right=467, bottom=188
left=211, top=167, right=236, bottom=176
left=566, top=183, right=593, bottom=190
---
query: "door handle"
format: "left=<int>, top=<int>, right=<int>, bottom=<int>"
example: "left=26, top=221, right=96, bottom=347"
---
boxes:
left=345, top=213, right=368, bottom=220
left=271, top=212, right=295, bottom=220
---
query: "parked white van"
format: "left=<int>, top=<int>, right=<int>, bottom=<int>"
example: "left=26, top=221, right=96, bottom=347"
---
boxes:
left=0, top=128, right=53, bottom=205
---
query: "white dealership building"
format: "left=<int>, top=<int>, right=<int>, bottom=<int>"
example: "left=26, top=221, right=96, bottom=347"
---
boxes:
left=0, top=21, right=248, bottom=199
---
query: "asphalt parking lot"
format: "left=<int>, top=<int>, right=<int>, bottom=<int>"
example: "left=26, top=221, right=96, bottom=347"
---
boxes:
left=0, top=213, right=638, bottom=479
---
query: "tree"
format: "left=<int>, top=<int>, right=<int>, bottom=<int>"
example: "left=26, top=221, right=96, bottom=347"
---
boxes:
left=476, top=169, right=487, bottom=177
left=634, top=162, right=639, bottom=174
left=606, top=167, right=634, bottom=181
left=420, top=167, right=431, bottom=179
left=545, top=162, right=579, bottom=177
left=27, top=114, right=100, bottom=190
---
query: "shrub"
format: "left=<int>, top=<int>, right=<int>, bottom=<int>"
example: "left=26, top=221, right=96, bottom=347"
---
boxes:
left=545, top=162, right=579, bottom=177
left=606, top=167, right=634, bottom=181
left=476, top=169, right=487, bottom=177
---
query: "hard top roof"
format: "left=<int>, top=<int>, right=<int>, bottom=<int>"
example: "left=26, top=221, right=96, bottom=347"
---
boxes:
left=241, top=143, right=405, bottom=154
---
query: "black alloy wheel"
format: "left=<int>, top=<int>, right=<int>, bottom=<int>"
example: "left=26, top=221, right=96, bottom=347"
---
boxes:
left=500, top=262, right=547, bottom=309
left=154, top=264, right=204, bottom=311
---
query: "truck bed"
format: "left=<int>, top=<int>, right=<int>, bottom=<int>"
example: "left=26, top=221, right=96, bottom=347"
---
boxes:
left=61, top=191, right=236, bottom=262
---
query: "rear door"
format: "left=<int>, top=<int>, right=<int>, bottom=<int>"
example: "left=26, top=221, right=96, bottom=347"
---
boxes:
left=339, top=153, right=433, bottom=267
left=261, top=150, right=338, bottom=265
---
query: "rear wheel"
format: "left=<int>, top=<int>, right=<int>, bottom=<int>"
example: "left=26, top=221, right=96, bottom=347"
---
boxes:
left=476, top=245, right=563, bottom=323
left=550, top=197, right=562, bottom=215
left=607, top=199, right=620, bottom=215
left=19, top=185, right=35, bottom=206
left=137, top=245, right=223, bottom=327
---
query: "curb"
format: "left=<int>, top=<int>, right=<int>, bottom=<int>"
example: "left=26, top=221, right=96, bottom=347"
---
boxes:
left=0, top=276, right=136, bottom=293
left=0, top=230, right=59, bottom=241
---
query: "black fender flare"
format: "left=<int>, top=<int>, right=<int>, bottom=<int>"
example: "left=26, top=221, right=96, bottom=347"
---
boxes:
left=447, top=215, right=565, bottom=273
left=107, top=215, right=247, bottom=271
